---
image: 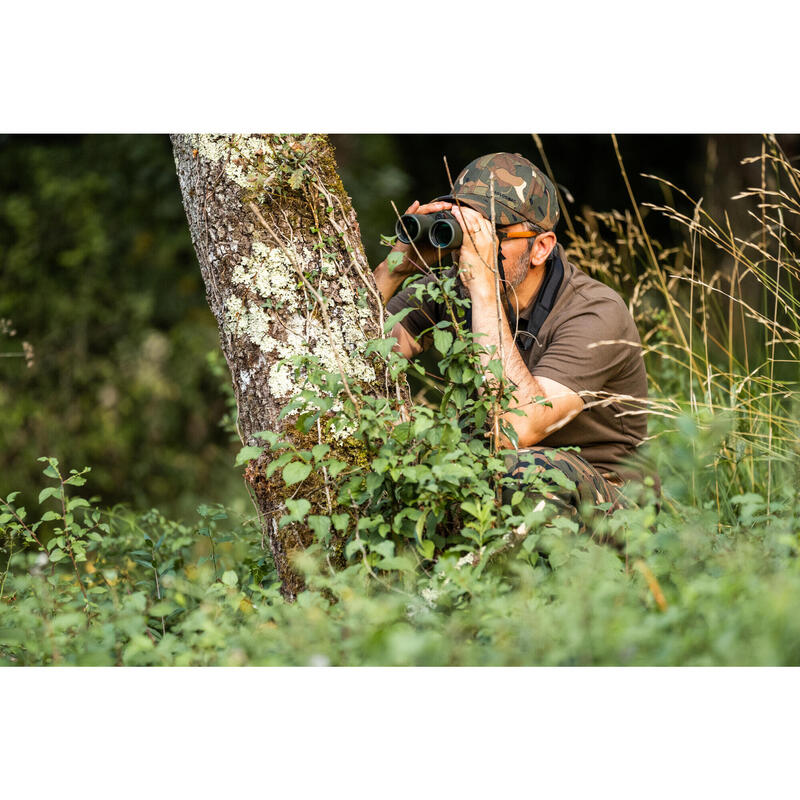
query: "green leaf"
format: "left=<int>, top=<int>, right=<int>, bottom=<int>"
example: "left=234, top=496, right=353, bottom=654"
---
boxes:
left=311, top=444, right=331, bottom=461
left=386, top=251, right=405, bottom=272
left=417, top=539, right=435, bottom=560
left=327, top=460, right=348, bottom=478
left=49, top=548, right=67, bottom=563
left=67, top=497, right=90, bottom=511
left=149, top=600, right=177, bottom=616
left=331, top=513, right=349, bottom=532
left=41, top=510, right=61, bottom=522
left=366, top=472, right=383, bottom=493
left=375, top=555, right=414, bottom=572
left=372, top=540, right=394, bottom=559
left=307, top=515, right=331, bottom=542
left=365, top=337, right=396, bottom=359
left=345, top=539, right=363, bottom=559
left=415, top=510, right=429, bottom=542
left=383, top=306, right=414, bottom=333
left=279, top=499, right=311, bottom=528
left=221, top=570, right=239, bottom=587
left=433, top=328, right=453, bottom=354
left=289, top=168, right=305, bottom=189
left=235, top=445, right=264, bottom=467
left=38, top=486, right=60, bottom=504
left=283, top=461, right=312, bottom=486
left=253, top=430, right=281, bottom=447
left=487, top=358, right=504, bottom=383
left=265, top=451, right=293, bottom=478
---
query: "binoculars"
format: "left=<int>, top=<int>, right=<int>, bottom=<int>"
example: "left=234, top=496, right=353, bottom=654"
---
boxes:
left=395, top=211, right=463, bottom=251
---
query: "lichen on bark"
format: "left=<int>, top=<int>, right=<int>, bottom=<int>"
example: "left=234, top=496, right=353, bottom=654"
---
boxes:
left=172, top=133, right=409, bottom=598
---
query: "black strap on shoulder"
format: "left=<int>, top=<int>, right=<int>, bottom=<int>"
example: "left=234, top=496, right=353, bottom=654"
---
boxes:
left=513, top=248, right=564, bottom=351
left=462, top=246, right=564, bottom=350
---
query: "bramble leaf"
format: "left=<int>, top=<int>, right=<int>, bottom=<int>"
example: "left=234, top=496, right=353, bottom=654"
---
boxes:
left=283, top=461, right=312, bottom=486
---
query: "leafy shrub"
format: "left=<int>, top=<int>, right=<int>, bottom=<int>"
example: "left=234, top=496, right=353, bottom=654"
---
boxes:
left=1, top=441, right=798, bottom=666
left=2, top=136, right=798, bottom=666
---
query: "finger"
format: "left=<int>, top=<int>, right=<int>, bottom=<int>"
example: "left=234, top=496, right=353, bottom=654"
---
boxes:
left=416, top=200, right=452, bottom=214
left=403, top=200, right=420, bottom=214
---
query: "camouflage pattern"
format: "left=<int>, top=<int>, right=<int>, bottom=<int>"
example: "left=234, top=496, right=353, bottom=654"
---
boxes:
left=502, top=446, right=626, bottom=532
left=437, top=152, right=560, bottom=230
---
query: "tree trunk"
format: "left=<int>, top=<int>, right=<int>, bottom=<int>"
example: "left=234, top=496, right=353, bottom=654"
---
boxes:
left=171, top=134, right=408, bottom=598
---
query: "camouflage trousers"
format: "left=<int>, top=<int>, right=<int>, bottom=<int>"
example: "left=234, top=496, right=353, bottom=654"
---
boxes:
left=502, top=447, right=627, bottom=531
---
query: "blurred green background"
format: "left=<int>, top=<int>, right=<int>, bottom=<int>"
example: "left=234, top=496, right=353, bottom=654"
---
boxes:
left=0, top=133, right=792, bottom=519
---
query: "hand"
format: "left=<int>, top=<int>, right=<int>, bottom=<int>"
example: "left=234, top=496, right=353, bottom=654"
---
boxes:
left=448, top=206, right=497, bottom=293
left=386, top=199, right=453, bottom=276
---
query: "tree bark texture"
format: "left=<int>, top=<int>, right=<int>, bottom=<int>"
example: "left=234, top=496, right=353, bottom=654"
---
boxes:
left=171, top=134, right=407, bottom=598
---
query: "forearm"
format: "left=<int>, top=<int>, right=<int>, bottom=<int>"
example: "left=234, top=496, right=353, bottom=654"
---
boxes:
left=469, top=283, right=547, bottom=445
left=372, top=258, right=409, bottom=306
left=371, top=256, right=422, bottom=360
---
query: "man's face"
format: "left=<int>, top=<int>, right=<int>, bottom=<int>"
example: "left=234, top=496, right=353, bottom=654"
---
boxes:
left=497, top=222, right=558, bottom=294
left=498, top=223, right=537, bottom=290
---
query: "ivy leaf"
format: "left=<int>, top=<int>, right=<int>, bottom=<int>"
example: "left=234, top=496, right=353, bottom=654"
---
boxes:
left=283, top=461, right=312, bottom=486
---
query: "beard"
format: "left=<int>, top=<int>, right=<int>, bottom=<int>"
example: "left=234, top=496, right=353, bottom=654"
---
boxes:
left=498, top=246, right=530, bottom=294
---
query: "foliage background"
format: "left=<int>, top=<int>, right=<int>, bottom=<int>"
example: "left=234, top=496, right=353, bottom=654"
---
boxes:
left=1, top=134, right=799, bottom=666
left=1, top=133, right=787, bottom=517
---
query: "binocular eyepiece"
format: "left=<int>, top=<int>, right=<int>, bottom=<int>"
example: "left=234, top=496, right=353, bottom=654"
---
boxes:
left=395, top=211, right=464, bottom=251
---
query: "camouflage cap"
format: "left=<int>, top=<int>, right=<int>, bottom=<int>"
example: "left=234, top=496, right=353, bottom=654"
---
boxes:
left=438, top=152, right=560, bottom=230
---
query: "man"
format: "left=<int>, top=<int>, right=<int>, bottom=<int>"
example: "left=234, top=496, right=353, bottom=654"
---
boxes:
left=371, top=152, right=652, bottom=522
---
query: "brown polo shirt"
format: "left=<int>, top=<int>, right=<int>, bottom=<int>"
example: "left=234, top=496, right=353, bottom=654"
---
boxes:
left=386, top=245, right=650, bottom=481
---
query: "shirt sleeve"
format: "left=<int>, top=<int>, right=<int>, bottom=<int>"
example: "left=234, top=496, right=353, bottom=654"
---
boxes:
left=529, top=293, right=639, bottom=398
left=385, top=274, right=447, bottom=340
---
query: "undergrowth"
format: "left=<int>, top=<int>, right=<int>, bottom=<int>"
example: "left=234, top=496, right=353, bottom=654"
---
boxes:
left=1, top=135, right=798, bottom=665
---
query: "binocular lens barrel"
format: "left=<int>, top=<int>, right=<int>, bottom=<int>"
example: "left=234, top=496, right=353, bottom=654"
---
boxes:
left=395, top=211, right=464, bottom=250
left=429, top=218, right=463, bottom=250
left=396, top=214, right=433, bottom=244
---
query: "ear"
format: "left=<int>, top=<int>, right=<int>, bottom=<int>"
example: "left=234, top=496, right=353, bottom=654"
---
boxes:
left=530, top=232, right=557, bottom=267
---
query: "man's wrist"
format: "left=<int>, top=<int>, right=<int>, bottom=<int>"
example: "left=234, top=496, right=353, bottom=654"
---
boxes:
left=461, top=267, right=496, bottom=301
